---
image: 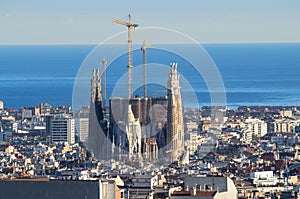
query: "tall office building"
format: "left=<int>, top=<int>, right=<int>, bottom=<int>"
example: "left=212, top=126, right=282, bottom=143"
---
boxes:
left=49, top=114, right=75, bottom=144
left=166, top=63, right=184, bottom=162
left=88, top=69, right=110, bottom=160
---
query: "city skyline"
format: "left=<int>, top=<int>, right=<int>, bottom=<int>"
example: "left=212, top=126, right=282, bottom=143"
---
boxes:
left=1, top=0, right=300, bottom=44
left=2, top=1, right=300, bottom=198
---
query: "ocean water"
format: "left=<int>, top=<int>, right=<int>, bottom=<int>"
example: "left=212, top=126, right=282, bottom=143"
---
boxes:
left=0, top=43, right=300, bottom=110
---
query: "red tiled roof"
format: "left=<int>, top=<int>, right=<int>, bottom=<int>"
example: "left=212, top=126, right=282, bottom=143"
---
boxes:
left=172, top=190, right=217, bottom=197
left=1, top=178, right=50, bottom=182
left=195, top=191, right=217, bottom=196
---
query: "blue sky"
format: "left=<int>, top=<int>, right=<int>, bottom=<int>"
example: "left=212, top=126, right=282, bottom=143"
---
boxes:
left=1, top=0, right=300, bottom=44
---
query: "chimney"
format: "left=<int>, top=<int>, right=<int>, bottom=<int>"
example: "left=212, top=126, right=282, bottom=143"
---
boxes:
left=191, top=186, right=196, bottom=196
left=185, top=186, right=189, bottom=192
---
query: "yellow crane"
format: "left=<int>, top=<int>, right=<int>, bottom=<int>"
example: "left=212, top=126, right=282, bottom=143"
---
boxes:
left=141, top=40, right=151, bottom=98
left=100, top=57, right=107, bottom=107
left=113, top=14, right=138, bottom=98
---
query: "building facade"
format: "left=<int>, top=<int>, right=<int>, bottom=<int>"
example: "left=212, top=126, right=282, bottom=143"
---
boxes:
left=49, top=114, right=75, bottom=144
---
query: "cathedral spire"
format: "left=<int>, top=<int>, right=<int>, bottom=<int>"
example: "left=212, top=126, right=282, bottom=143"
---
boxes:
left=91, top=69, right=96, bottom=100
left=167, top=63, right=184, bottom=163
left=95, top=69, right=102, bottom=102
left=88, top=68, right=109, bottom=161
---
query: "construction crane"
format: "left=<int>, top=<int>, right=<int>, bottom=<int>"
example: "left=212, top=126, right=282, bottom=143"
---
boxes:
left=141, top=40, right=151, bottom=98
left=101, top=57, right=107, bottom=107
left=113, top=14, right=138, bottom=98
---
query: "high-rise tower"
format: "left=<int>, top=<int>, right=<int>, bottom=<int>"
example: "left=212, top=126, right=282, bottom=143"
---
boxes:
left=88, top=69, right=110, bottom=160
left=166, top=63, right=184, bottom=162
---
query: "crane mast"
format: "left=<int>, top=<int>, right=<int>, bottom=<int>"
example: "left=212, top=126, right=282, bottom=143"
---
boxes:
left=101, top=57, right=107, bottom=107
left=113, top=14, right=138, bottom=98
left=141, top=40, right=151, bottom=98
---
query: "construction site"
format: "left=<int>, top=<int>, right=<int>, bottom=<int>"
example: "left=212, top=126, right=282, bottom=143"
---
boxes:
left=87, top=14, right=185, bottom=167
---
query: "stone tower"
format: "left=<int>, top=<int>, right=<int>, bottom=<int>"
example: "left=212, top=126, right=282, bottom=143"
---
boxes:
left=166, top=63, right=184, bottom=162
left=88, top=69, right=110, bottom=160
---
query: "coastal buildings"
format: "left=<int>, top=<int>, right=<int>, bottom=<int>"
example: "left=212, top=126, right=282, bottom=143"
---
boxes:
left=1, top=14, right=300, bottom=196
left=21, top=109, right=32, bottom=119
left=2, top=103, right=300, bottom=198
left=39, top=103, right=52, bottom=116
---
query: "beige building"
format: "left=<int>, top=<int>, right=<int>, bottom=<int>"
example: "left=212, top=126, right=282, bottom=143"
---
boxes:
left=280, top=109, right=293, bottom=117
left=186, top=121, right=199, bottom=132
left=241, top=118, right=268, bottom=142
left=186, top=131, right=202, bottom=155
left=273, top=118, right=291, bottom=132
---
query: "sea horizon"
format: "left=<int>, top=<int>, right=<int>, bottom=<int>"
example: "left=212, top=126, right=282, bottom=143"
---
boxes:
left=1, top=43, right=300, bottom=110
